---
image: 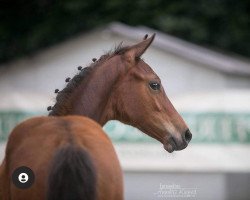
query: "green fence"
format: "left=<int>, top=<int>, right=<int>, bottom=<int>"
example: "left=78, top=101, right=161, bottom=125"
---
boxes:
left=0, top=111, right=250, bottom=143
left=0, top=111, right=42, bottom=142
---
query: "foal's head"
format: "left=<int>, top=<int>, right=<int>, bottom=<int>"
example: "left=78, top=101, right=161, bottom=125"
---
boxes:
left=109, top=34, right=192, bottom=152
left=49, top=34, right=192, bottom=153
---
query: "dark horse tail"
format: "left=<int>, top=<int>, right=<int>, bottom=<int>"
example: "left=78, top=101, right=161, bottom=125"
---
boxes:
left=47, top=145, right=96, bottom=200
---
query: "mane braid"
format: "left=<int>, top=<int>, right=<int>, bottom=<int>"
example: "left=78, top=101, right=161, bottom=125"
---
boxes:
left=48, top=43, right=129, bottom=116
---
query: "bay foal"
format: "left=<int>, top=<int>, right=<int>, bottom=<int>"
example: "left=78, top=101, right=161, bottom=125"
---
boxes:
left=0, top=34, right=192, bottom=200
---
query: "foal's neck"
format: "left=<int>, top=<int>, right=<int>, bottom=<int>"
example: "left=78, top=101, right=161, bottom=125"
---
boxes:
left=50, top=57, right=125, bottom=126
left=71, top=62, right=122, bottom=125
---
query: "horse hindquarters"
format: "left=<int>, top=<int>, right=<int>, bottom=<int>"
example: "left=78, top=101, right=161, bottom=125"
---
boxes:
left=1, top=116, right=124, bottom=200
left=47, top=144, right=96, bottom=200
left=0, top=160, right=9, bottom=200
left=0, top=162, right=4, bottom=200
left=0, top=164, right=2, bottom=200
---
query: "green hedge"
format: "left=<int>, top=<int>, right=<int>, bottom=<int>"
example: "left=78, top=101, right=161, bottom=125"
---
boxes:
left=1, top=0, right=250, bottom=64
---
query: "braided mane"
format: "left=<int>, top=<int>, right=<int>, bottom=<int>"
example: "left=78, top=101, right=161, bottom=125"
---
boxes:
left=48, top=43, right=129, bottom=116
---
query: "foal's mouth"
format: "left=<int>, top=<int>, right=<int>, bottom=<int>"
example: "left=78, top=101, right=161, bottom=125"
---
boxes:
left=163, top=139, right=187, bottom=153
left=163, top=138, right=178, bottom=153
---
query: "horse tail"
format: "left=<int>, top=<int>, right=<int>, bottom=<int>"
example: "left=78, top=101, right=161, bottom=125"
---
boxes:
left=47, top=144, right=97, bottom=200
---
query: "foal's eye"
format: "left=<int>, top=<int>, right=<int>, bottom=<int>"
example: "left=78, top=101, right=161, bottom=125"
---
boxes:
left=149, top=82, right=161, bottom=91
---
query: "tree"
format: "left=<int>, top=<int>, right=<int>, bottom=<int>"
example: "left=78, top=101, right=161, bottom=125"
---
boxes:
left=0, top=0, right=249, bottom=64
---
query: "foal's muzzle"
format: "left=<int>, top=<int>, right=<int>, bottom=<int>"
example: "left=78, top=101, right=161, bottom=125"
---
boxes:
left=163, top=129, right=192, bottom=153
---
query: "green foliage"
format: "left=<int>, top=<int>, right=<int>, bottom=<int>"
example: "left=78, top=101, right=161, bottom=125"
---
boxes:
left=0, top=0, right=249, bottom=63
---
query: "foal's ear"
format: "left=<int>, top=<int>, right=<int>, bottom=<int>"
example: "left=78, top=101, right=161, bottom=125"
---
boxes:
left=124, top=33, right=155, bottom=62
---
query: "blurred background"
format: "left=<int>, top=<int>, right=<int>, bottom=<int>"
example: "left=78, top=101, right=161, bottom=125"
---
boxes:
left=0, top=1, right=250, bottom=199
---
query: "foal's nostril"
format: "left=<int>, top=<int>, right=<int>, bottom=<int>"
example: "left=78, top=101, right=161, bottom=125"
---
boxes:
left=184, top=129, right=192, bottom=143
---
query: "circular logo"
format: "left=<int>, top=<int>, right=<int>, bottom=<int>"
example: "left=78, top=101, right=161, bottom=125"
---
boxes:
left=12, top=166, right=35, bottom=189
left=18, top=173, right=29, bottom=183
